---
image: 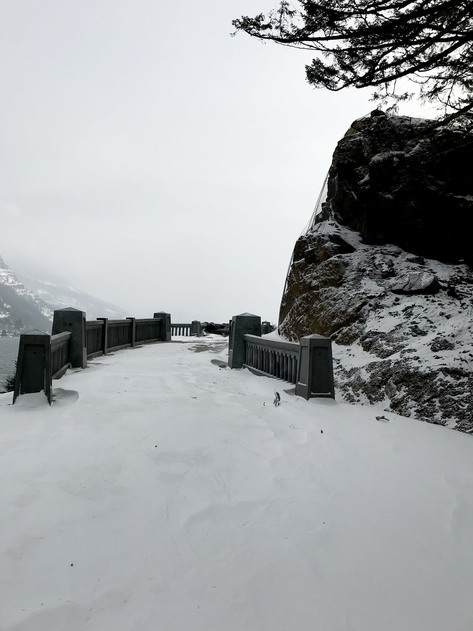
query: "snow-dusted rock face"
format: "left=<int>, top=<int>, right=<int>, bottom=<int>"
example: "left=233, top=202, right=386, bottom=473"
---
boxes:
left=280, top=113, right=473, bottom=432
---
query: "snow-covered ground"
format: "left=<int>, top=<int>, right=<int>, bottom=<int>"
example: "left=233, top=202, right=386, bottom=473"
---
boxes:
left=1, top=337, right=473, bottom=631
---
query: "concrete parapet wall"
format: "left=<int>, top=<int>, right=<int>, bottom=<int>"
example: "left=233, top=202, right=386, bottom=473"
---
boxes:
left=13, top=309, right=173, bottom=405
left=229, top=313, right=335, bottom=400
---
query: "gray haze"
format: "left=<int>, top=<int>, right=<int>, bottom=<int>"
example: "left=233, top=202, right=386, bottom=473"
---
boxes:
left=0, top=1, right=427, bottom=323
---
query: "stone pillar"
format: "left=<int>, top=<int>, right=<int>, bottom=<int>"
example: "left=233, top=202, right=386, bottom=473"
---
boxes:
left=191, top=320, right=203, bottom=337
left=13, top=333, right=51, bottom=404
left=295, top=334, right=335, bottom=400
left=261, top=321, right=272, bottom=335
left=126, top=317, right=136, bottom=347
left=153, top=312, right=171, bottom=342
left=52, top=308, right=87, bottom=369
left=228, top=313, right=261, bottom=369
left=97, top=318, right=109, bottom=354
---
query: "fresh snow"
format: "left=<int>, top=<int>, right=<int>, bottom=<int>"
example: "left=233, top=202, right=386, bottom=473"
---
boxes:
left=1, top=336, right=473, bottom=631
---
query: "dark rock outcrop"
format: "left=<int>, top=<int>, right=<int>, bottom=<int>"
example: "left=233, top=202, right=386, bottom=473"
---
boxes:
left=318, top=111, right=473, bottom=266
left=280, top=112, right=473, bottom=433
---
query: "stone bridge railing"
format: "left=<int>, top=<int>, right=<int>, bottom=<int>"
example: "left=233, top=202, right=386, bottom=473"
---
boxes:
left=13, top=309, right=172, bottom=404
left=171, top=321, right=204, bottom=337
left=228, top=313, right=334, bottom=400
left=12, top=308, right=332, bottom=405
left=244, top=334, right=300, bottom=384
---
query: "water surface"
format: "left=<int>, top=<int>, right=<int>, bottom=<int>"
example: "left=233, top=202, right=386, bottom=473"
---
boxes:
left=0, top=337, right=19, bottom=390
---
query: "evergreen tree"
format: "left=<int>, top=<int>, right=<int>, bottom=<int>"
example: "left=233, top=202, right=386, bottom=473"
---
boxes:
left=233, top=0, right=473, bottom=126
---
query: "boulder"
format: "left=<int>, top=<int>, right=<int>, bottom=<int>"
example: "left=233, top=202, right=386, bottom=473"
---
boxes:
left=387, top=272, right=439, bottom=294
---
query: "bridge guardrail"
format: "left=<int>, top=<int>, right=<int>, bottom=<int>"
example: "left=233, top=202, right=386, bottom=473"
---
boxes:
left=229, top=313, right=335, bottom=400
left=244, top=334, right=299, bottom=384
left=13, top=309, right=172, bottom=404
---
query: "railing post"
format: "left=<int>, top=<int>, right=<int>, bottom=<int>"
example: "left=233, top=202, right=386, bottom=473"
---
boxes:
left=97, top=318, right=109, bottom=354
left=126, top=317, right=136, bottom=347
left=295, top=335, right=335, bottom=400
left=261, top=321, right=272, bottom=335
left=52, top=308, right=87, bottom=369
left=13, top=333, right=52, bottom=404
left=191, top=320, right=203, bottom=337
left=153, top=312, right=171, bottom=342
left=228, top=313, right=261, bottom=369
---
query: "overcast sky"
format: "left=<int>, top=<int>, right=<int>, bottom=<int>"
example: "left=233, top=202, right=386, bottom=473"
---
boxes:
left=0, top=1, right=429, bottom=323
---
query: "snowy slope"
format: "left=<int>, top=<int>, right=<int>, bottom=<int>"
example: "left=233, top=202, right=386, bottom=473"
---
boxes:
left=14, top=262, right=126, bottom=320
left=1, top=337, right=472, bottom=631
left=0, top=256, right=53, bottom=333
left=0, top=254, right=126, bottom=336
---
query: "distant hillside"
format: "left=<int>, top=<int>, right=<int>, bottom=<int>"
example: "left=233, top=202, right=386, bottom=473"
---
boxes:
left=0, top=255, right=126, bottom=336
left=0, top=256, right=53, bottom=334
left=0, top=283, right=52, bottom=334
left=15, top=264, right=126, bottom=320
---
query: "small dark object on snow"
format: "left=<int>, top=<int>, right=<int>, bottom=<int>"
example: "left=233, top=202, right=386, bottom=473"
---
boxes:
left=321, top=430, right=323, bottom=434
left=376, top=415, right=389, bottom=422
left=274, top=392, right=281, bottom=406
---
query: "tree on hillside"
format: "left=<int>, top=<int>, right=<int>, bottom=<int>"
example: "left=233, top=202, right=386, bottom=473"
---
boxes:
left=232, top=0, right=473, bottom=126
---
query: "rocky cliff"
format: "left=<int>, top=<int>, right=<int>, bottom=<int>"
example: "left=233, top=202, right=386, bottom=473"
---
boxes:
left=280, top=112, right=473, bottom=432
